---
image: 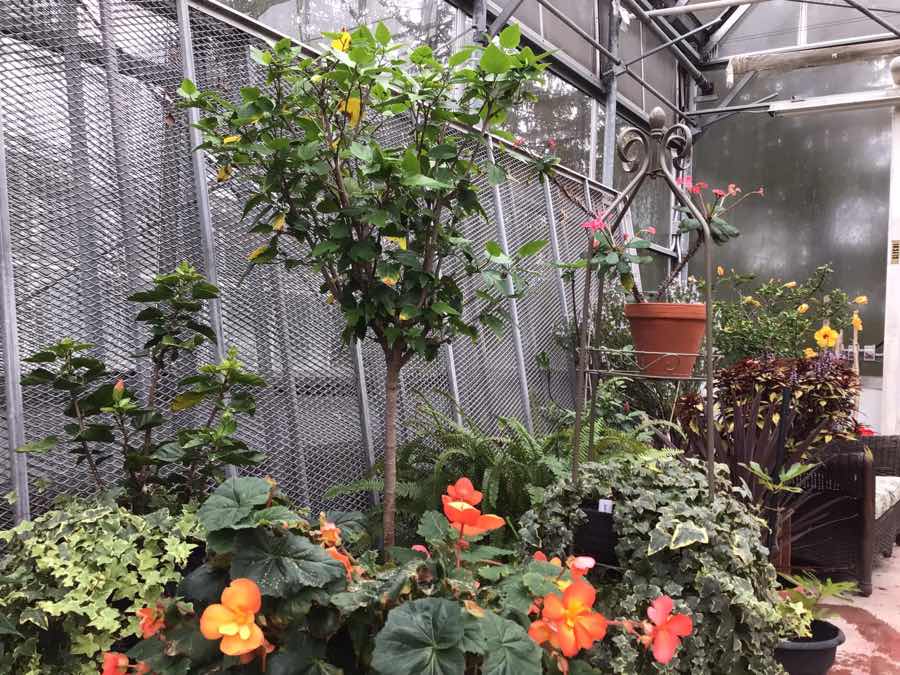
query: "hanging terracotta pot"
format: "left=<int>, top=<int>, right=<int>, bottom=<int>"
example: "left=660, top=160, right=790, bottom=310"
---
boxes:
left=623, top=303, right=706, bottom=378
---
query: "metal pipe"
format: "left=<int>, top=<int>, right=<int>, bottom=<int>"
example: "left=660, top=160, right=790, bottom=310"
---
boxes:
left=620, top=0, right=711, bottom=90
left=602, top=2, right=621, bottom=186
left=486, top=137, right=534, bottom=432
left=488, top=0, right=526, bottom=37
left=444, top=343, right=463, bottom=426
left=703, top=31, right=897, bottom=68
left=0, top=103, right=30, bottom=523
left=601, top=17, right=723, bottom=78
left=840, top=0, right=900, bottom=38
left=646, top=0, right=774, bottom=17
left=541, top=176, right=570, bottom=321
left=351, top=339, right=379, bottom=503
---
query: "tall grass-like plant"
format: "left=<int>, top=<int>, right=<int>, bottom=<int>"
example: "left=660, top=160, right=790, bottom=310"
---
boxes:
left=181, top=25, right=548, bottom=548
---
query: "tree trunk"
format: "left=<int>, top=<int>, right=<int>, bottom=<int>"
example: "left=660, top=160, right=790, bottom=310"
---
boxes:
left=382, top=352, right=402, bottom=551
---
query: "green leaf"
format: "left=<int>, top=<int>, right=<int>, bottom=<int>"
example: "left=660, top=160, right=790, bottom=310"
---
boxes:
left=647, top=524, right=670, bottom=556
left=191, top=281, right=219, bottom=299
left=197, top=477, right=271, bottom=533
left=402, top=174, right=451, bottom=189
left=375, top=21, right=391, bottom=45
left=499, top=23, right=521, bottom=49
left=176, top=78, right=198, bottom=100
left=669, top=522, right=709, bottom=550
left=480, top=611, right=542, bottom=675
left=480, top=44, right=511, bottom=75
left=487, top=163, right=506, bottom=186
left=417, top=510, right=452, bottom=543
left=431, top=302, right=459, bottom=316
left=448, top=47, right=474, bottom=68
left=515, top=240, right=547, bottom=258
left=171, top=390, right=205, bottom=412
left=371, top=599, right=465, bottom=675
left=231, top=529, right=346, bottom=597
left=485, top=241, right=504, bottom=258
left=16, top=435, right=58, bottom=454
left=178, top=563, right=229, bottom=607
left=23, top=350, right=58, bottom=363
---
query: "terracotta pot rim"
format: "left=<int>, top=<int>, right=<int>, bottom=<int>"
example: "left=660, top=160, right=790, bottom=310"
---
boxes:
left=624, top=302, right=707, bottom=320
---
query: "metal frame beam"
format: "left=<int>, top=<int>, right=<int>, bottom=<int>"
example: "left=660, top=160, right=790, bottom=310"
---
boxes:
left=703, top=4, right=754, bottom=55
left=703, top=31, right=898, bottom=68
left=601, top=17, right=723, bottom=78
left=646, top=0, right=774, bottom=17
left=840, top=0, right=900, bottom=39
left=0, top=102, right=30, bottom=523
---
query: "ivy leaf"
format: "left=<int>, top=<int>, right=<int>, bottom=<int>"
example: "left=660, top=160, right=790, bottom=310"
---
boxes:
left=231, top=529, right=346, bottom=597
left=669, top=522, right=709, bottom=550
left=371, top=598, right=466, bottom=675
left=197, top=477, right=271, bottom=532
left=480, top=611, right=542, bottom=675
left=647, top=524, right=670, bottom=556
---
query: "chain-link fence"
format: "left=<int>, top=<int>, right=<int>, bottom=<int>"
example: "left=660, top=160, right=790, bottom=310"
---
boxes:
left=0, top=0, right=618, bottom=527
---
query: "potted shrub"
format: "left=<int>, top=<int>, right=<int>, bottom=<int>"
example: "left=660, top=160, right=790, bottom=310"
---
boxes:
left=775, top=574, right=855, bottom=675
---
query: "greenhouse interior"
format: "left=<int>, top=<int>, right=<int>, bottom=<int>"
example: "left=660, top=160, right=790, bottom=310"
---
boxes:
left=2, top=0, right=900, bottom=672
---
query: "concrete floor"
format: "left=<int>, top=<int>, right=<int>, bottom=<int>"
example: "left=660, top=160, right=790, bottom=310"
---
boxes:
left=827, top=544, right=900, bottom=674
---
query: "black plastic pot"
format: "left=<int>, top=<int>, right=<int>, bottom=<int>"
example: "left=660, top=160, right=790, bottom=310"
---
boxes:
left=572, top=500, right=617, bottom=566
left=774, top=619, right=846, bottom=675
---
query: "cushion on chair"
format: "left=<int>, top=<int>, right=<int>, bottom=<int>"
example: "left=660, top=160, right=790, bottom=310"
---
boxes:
left=875, top=476, right=900, bottom=520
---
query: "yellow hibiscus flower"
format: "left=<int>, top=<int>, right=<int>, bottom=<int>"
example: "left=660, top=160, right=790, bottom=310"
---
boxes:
left=331, top=31, right=351, bottom=52
left=814, top=325, right=839, bottom=349
left=852, top=311, right=863, bottom=332
left=796, top=303, right=809, bottom=314
left=338, top=97, right=362, bottom=128
left=803, top=347, right=818, bottom=359
left=854, top=295, right=868, bottom=305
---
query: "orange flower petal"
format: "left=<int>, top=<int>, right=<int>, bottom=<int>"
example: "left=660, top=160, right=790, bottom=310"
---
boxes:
left=542, top=594, right=565, bottom=622
left=527, top=619, right=552, bottom=645
left=443, top=500, right=482, bottom=526
left=651, top=627, right=680, bottom=665
left=574, top=613, right=608, bottom=646
left=447, top=477, right=483, bottom=506
left=667, top=613, right=693, bottom=638
left=555, top=623, right=579, bottom=658
left=220, top=622, right=265, bottom=656
left=474, top=514, right=505, bottom=531
left=327, top=546, right=353, bottom=581
left=200, top=604, right=237, bottom=640
left=221, top=578, right=262, bottom=614
left=562, top=580, right=596, bottom=613
left=647, top=595, right=673, bottom=626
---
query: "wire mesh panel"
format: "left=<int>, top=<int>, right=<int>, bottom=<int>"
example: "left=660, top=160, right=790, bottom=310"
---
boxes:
left=0, top=0, right=208, bottom=515
left=188, top=8, right=371, bottom=512
left=0, top=343, right=10, bottom=528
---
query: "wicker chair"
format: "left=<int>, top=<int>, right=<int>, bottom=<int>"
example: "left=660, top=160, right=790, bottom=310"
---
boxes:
left=791, top=436, right=900, bottom=596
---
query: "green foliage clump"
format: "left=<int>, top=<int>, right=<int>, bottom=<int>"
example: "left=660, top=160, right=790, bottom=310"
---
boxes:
left=17, top=262, right=265, bottom=513
left=326, top=401, right=570, bottom=543
left=712, top=264, right=861, bottom=363
left=0, top=500, right=199, bottom=674
left=521, top=456, right=787, bottom=674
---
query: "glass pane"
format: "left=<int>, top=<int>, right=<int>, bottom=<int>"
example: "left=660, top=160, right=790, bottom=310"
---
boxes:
left=807, top=4, right=885, bottom=43
left=718, top=0, right=801, bottom=57
left=221, top=0, right=456, bottom=55
left=540, top=0, right=598, bottom=73
left=505, top=72, right=593, bottom=176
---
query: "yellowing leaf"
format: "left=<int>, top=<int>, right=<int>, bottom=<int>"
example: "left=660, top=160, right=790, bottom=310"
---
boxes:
left=272, top=213, right=286, bottom=232
left=381, top=275, right=398, bottom=287
left=338, top=97, right=362, bottom=128
left=385, top=236, right=407, bottom=251
left=223, top=135, right=242, bottom=144
left=248, top=244, right=269, bottom=261
left=216, top=165, right=232, bottom=182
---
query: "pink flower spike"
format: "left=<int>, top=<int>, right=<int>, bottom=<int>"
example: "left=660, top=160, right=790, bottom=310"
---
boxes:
left=582, top=214, right=608, bottom=232
left=675, top=175, right=693, bottom=189
left=411, top=544, right=431, bottom=559
left=644, top=226, right=656, bottom=236
left=727, top=183, right=741, bottom=195
left=691, top=181, right=708, bottom=194
left=623, top=232, right=631, bottom=241
left=547, top=138, right=557, bottom=150
left=756, top=186, right=765, bottom=196
left=712, top=189, right=725, bottom=198
left=514, top=137, right=525, bottom=147
left=568, top=556, right=596, bottom=577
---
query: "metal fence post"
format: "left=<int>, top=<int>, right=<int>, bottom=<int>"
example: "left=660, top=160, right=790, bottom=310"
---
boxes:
left=486, top=137, right=534, bottom=432
left=0, top=104, right=30, bottom=523
left=351, top=340, right=379, bottom=504
left=444, top=343, right=463, bottom=426
left=541, top=175, right=569, bottom=319
left=176, top=0, right=232, bottom=476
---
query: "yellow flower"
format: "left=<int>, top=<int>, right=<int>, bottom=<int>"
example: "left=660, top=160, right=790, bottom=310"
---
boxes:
left=803, top=347, right=818, bottom=359
left=385, top=236, right=408, bottom=251
left=796, top=303, right=809, bottom=314
left=716, top=265, right=725, bottom=277
left=222, top=135, right=241, bottom=144
left=216, top=165, right=232, bottom=182
left=331, top=31, right=352, bottom=52
left=783, top=281, right=797, bottom=288
left=852, top=311, right=863, bottom=332
left=338, top=97, right=362, bottom=128
left=854, top=295, right=868, bottom=305
left=742, top=296, right=761, bottom=308
left=399, top=311, right=411, bottom=321
left=814, top=325, right=839, bottom=349
left=381, top=275, right=398, bottom=287
left=272, top=213, right=286, bottom=233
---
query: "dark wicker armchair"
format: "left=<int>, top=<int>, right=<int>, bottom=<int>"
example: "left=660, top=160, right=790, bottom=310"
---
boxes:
left=791, top=436, right=900, bottom=596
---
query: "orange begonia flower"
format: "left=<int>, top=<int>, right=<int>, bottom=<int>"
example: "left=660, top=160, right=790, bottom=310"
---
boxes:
left=443, top=500, right=504, bottom=537
left=200, top=578, right=265, bottom=656
left=566, top=556, right=596, bottom=578
left=327, top=546, right=353, bottom=581
left=533, top=550, right=562, bottom=566
left=136, top=604, right=165, bottom=639
left=528, top=580, right=608, bottom=658
left=644, top=595, right=693, bottom=665
left=445, top=477, right=483, bottom=506
left=316, top=512, right=342, bottom=547
left=101, top=652, right=130, bottom=675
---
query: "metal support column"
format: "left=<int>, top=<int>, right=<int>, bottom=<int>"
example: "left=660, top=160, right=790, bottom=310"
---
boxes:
left=541, top=176, right=569, bottom=319
left=602, top=1, right=621, bottom=187
left=882, top=58, right=900, bottom=434
left=176, top=0, right=233, bottom=476
left=486, top=137, right=534, bottom=432
left=0, top=104, right=30, bottom=523
left=444, top=343, right=463, bottom=426
left=351, top=340, right=379, bottom=502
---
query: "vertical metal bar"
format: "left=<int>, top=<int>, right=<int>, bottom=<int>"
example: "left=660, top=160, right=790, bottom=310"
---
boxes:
left=0, top=104, right=30, bottom=523
left=444, top=343, right=463, bottom=426
left=176, top=0, right=226, bottom=352
left=351, top=339, right=379, bottom=503
left=881, top=65, right=900, bottom=435
left=588, top=99, right=599, bottom=181
left=176, top=0, right=234, bottom=477
left=486, top=137, right=533, bottom=432
left=602, top=1, right=621, bottom=186
left=541, top=176, right=569, bottom=319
